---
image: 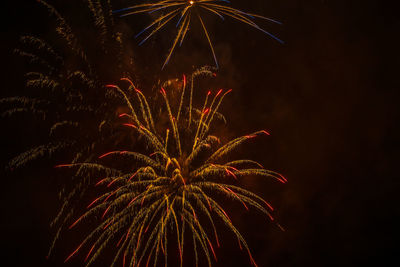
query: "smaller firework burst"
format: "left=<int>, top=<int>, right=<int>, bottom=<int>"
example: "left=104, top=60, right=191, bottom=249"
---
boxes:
left=56, top=70, right=286, bottom=267
left=114, top=0, right=283, bottom=68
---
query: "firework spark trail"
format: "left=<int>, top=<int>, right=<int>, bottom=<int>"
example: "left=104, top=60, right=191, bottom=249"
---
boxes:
left=114, top=0, right=283, bottom=68
left=56, top=75, right=286, bottom=266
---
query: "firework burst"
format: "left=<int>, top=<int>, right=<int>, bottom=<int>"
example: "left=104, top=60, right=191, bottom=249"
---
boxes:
left=57, top=73, right=286, bottom=267
left=114, top=0, right=283, bottom=68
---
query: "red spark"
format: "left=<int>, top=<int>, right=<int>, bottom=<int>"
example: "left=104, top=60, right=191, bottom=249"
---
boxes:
left=263, top=200, right=274, bottom=211
left=95, top=178, right=107, bottom=187
left=279, top=173, right=288, bottom=182
left=54, top=164, right=72, bottom=168
left=178, top=244, right=183, bottom=264
left=123, top=123, right=137, bottom=128
left=127, top=196, right=139, bottom=207
left=103, top=219, right=114, bottom=230
left=160, top=87, right=166, bottom=95
left=125, top=228, right=131, bottom=242
left=160, top=238, right=165, bottom=254
left=84, top=244, right=96, bottom=262
left=225, top=169, right=238, bottom=180
left=208, top=240, right=217, bottom=261
left=215, top=231, right=220, bottom=248
left=225, top=187, right=248, bottom=210
left=107, top=178, right=118, bottom=188
left=220, top=207, right=232, bottom=223
left=99, top=151, right=119, bottom=159
left=101, top=206, right=111, bottom=219
left=128, top=171, right=139, bottom=182
left=69, top=214, right=85, bottom=229
left=120, top=78, right=134, bottom=88
left=261, top=130, right=271, bottom=136
left=249, top=253, right=259, bottom=267
left=238, top=238, right=243, bottom=250
left=87, top=196, right=102, bottom=209
left=105, top=84, right=118, bottom=89
left=116, top=233, right=125, bottom=247
left=119, top=113, right=129, bottom=118
left=183, top=74, right=187, bottom=88
left=216, top=89, right=223, bottom=97
left=104, top=189, right=120, bottom=202
left=64, top=242, right=84, bottom=263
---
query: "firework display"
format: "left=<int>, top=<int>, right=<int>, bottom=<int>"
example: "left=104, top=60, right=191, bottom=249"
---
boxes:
left=56, top=74, right=286, bottom=267
left=114, top=0, right=283, bottom=68
left=2, top=0, right=286, bottom=266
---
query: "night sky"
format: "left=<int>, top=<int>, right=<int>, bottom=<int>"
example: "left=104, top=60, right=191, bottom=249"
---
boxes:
left=1, top=0, right=399, bottom=266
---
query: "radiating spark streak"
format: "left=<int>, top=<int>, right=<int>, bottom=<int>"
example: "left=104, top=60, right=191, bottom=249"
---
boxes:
left=162, top=12, right=190, bottom=69
left=123, top=123, right=137, bottom=128
left=69, top=214, right=85, bottom=229
left=277, top=223, right=286, bottom=232
left=54, top=164, right=73, bottom=168
left=102, top=206, right=111, bottom=219
left=87, top=196, right=102, bottom=209
left=84, top=244, right=96, bottom=262
left=114, top=0, right=282, bottom=68
left=119, top=113, right=129, bottom=118
left=138, top=9, right=181, bottom=45
left=99, top=151, right=118, bottom=159
left=103, top=219, right=114, bottom=230
left=223, top=186, right=248, bottom=210
left=179, top=11, right=191, bottom=46
left=198, top=14, right=219, bottom=68
left=95, top=178, right=107, bottom=186
left=207, top=239, right=218, bottom=261
left=64, top=242, right=84, bottom=263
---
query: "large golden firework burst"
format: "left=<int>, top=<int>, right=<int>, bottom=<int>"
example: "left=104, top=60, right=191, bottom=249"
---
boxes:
left=57, top=69, right=286, bottom=267
left=114, top=0, right=283, bottom=68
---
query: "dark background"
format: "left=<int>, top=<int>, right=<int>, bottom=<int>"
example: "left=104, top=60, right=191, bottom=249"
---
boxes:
left=1, top=0, right=399, bottom=266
